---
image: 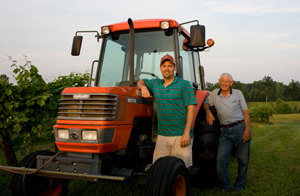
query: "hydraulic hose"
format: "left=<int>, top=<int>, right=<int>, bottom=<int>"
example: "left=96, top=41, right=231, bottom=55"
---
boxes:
left=0, top=152, right=62, bottom=175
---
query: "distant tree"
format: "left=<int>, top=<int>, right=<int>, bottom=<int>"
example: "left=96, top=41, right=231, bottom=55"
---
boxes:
left=248, top=81, right=264, bottom=102
left=0, top=74, right=9, bottom=82
left=205, top=82, right=220, bottom=92
left=287, top=79, right=300, bottom=101
left=205, top=82, right=214, bottom=91
left=262, top=76, right=274, bottom=105
left=232, top=81, right=249, bottom=102
left=205, top=77, right=300, bottom=102
left=274, top=82, right=287, bottom=101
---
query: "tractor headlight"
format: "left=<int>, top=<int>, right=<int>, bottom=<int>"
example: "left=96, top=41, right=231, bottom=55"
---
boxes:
left=102, top=26, right=111, bottom=34
left=82, top=130, right=97, bottom=141
left=160, top=21, right=170, bottom=30
left=57, top=129, right=69, bottom=140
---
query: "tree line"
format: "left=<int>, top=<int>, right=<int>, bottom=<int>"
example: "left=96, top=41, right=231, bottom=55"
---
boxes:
left=205, top=76, right=300, bottom=103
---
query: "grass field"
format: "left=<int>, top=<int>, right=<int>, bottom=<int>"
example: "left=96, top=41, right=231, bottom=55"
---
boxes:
left=1, top=113, right=300, bottom=196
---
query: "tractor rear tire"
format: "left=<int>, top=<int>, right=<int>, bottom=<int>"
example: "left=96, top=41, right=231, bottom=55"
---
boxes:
left=192, top=106, right=221, bottom=188
left=145, top=156, right=188, bottom=196
left=12, top=150, right=69, bottom=196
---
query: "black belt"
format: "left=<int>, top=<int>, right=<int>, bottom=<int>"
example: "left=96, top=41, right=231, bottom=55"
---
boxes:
left=222, top=120, right=244, bottom=128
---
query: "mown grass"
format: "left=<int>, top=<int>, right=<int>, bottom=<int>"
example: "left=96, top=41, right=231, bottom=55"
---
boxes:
left=1, top=114, right=300, bottom=196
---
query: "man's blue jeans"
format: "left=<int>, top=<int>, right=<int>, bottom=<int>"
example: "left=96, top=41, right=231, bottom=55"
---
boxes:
left=217, top=122, right=250, bottom=191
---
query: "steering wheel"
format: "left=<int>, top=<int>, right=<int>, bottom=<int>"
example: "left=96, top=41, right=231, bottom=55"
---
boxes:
left=134, top=72, right=160, bottom=80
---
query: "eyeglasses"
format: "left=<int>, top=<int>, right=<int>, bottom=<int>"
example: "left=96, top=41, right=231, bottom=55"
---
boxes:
left=220, top=80, right=231, bottom=84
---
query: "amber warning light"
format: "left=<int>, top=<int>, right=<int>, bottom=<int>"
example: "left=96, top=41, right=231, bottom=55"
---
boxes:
left=206, top=38, right=215, bottom=47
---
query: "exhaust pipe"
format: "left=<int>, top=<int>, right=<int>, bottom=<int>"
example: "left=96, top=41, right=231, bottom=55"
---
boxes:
left=128, top=18, right=135, bottom=87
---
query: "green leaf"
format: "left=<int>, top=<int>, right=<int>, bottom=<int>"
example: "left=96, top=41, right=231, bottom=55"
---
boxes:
left=31, top=96, right=39, bottom=101
left=20, top=117, right=29, bottom=123
left=37, top=99, right=45, bottom=106
left=5, top=89, right=12, bottom=96
left=32, top=127, right=37, bottom=133
left=14, top=102, right=19, bottom=108
left=26, top=100, right=34, bottom=107
left=13, top=124, right=22, bottom=133
left=4, top=102, right=14, bottom=111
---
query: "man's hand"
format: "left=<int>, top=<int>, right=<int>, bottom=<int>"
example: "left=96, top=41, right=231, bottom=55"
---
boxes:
left=141, top=86, right=152, bottom=98
left=206, top=110, right=215, bottom=125
left=180, top=105, right=195, bottom=147
left=137, top=79, right=152, bottom=98
left=242, top=109, right=251, bottom=143
left=180, top=132, right=190, bottom=148
left=203, top=103, right=215, bottom=125
left=242, top=129, right=251, bottom=143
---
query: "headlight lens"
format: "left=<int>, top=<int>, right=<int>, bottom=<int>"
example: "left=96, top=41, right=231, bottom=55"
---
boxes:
left=58, top=129, right=69, bottom=140
left=82, top=130, right=97, bottom=141
left=160, top=21, right=170, bottom=30
left=102, top=26, right=110, bottom=34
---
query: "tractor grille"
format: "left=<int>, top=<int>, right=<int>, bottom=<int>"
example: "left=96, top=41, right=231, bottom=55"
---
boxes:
left=57, top=93, right=118, bottom=121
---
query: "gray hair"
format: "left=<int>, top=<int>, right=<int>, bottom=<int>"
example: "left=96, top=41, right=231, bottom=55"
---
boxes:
left=219, top=73, right=233, bottom=82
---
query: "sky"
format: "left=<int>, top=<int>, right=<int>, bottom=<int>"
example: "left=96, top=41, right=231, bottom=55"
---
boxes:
left=1, top=0, right=300, bottom=85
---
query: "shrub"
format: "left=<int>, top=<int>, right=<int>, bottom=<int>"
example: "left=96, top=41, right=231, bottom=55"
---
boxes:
left=273, top=99, right=293, bottom=114
left=294, top=106, right=300, bottom=113
left=0, top=56, right=90, bottom=166
left=249, top=104, right=274, bottom=122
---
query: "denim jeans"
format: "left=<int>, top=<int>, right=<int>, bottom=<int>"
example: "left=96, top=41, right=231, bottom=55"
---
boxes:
left=217, top=122, right=250, bottom=191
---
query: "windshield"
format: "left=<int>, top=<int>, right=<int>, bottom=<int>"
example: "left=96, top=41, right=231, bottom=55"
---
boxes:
left=97, top=30, right=175, bottom=87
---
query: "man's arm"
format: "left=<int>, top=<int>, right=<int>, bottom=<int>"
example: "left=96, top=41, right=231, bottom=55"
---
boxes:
left=203, top=103, right=215, bottom=125
left=137, top=79, right=152, bottom=98
left=180, top=104, right=195, bottom=147
left=242, top=109, right=251, bottom=143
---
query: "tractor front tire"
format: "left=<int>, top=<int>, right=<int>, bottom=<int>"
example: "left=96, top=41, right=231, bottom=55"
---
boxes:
left=145, top=156, right=188, bottom=196
left=12, top=150, right=69, bottom=196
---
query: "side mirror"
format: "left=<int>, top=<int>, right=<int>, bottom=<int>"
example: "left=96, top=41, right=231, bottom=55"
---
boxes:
left=71, top=36, right=83, bottom=56
left=192, top=82, right=198, bottom=89
left=190, top=25, right=205, bottom=47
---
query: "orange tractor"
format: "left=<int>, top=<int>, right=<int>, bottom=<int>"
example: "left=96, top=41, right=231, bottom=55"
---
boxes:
left=8, top=18, right=220, bottom=196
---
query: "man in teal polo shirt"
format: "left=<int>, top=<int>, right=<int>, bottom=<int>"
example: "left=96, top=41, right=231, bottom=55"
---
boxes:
left=137, top=54, right=197, bottom=167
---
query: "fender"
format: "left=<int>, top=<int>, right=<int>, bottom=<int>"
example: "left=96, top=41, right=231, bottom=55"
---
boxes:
left=192, top=90, right=210, bottom=129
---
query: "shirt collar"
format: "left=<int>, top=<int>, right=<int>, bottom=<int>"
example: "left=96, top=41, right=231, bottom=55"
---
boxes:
left=172, top=76, right=178, bottom=84
left=162, top=76, right=178, bottom=86
left=217, top=88, right=232, bottom=95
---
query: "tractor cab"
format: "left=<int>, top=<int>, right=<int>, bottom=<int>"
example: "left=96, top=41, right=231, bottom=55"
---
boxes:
left=72, top=19, right=213, bottom=90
